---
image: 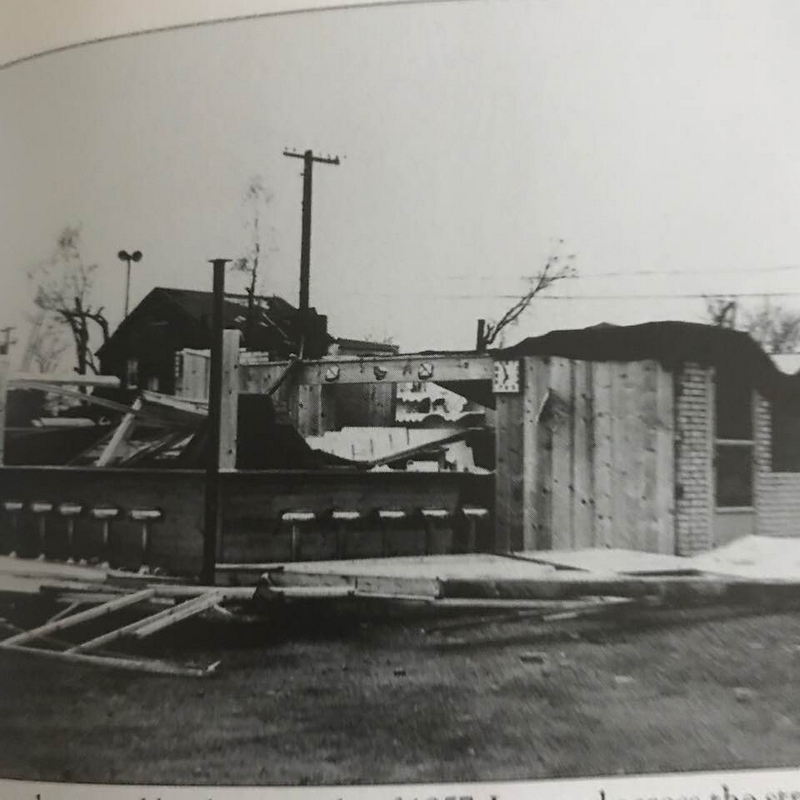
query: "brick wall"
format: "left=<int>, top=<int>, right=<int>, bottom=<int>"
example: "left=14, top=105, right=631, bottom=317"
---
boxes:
left=674, top=363, right=713, bottom=554
left=755, top=392, right=800, bottom=536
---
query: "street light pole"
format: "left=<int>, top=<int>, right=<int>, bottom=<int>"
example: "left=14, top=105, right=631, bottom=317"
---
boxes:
left=117, top=249, right=143, bottom=318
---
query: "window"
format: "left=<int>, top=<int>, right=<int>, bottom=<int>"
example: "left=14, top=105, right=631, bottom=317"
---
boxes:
left=714, top=368, right=754, bottom=508
left=715, top=445, right=753, bottom=507
left=125, top=358, right=139, bottom=388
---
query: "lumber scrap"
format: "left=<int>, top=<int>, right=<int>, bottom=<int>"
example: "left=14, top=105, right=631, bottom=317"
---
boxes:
left=69, top=591, right=224, bottom=653
left=436, top=573, right=800, bottom=605
left=0, top=588, right=156, bottom=646
left=95, top=397, right=142, bottom=466
left=2, top=643, right=218, bottom=677
left=262, top=568, right=442, bottom=600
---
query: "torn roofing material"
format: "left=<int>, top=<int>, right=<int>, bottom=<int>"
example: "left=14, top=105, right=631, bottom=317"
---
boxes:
left=495, top=320, right=799, bottom=400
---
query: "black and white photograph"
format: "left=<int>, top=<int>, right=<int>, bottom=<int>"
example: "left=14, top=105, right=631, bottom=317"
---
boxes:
left=2, top=0, right=800, bottom=796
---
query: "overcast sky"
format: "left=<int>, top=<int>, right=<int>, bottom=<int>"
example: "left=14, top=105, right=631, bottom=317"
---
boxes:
left=2, top=0, right=800, bottom=359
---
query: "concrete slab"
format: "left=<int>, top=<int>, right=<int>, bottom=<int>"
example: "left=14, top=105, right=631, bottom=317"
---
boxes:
left=690, top=535, right=800, bottom=580
left=0, top=555, right=107, bottom=595
left=512, top=548, right=699, bottom=575
left=272, top=553, right=558, bottom=581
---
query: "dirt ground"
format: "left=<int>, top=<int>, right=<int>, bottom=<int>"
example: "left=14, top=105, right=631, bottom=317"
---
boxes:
left=2, top=598, right=800, bottom=786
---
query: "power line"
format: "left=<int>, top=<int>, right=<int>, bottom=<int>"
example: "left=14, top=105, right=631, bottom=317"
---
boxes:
left=445, top=263, right=800, bottom=281
left=346, top=289, right=800, bottom=301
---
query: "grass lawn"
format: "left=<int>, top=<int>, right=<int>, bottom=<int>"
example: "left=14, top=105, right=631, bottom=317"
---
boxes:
left=2, top=599, right=800, bottom=785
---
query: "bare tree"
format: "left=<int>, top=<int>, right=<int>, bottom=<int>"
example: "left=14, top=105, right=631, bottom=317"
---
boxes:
left=231, top=176, right=274, bottom=345
left=704, top=295, right=800, bottom=354
left=743, top=299, right=800, bottom=354
left=704, top=295, right=739, bottom=329
left=28, top=226, right=110, bottom=374
left=21, top=310, right=70, bottom=373
left=478, top=244, right=577, bottom=350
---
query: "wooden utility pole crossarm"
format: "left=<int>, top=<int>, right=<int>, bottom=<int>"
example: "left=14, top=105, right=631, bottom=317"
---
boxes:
left=283, top=148, right=341, bottom=313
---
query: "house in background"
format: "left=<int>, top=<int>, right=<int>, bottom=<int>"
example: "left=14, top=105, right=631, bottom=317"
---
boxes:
left=97, top=287, right=395, bottom=395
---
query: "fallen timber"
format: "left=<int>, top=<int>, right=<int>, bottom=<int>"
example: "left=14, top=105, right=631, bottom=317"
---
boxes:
left=255, top=552, right=800, bottom=610
left=6, top=543, right=800, bottom=678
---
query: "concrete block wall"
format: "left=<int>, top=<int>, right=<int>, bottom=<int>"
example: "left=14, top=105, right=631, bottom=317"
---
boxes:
left=674, top=363, right=713, bottom=554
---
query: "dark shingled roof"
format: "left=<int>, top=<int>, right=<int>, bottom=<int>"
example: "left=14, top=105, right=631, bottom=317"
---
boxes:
left=495, top=320, right=800, bottom=400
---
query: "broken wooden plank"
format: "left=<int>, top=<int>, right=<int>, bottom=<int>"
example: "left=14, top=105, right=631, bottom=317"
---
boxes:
left=69, top=591, right=224, bottom=653
left=2, top=643, right=218, bottom=677
left=133, top=592, right=225, bottom=638
left=0, top=588, right=156, bottom=646
left=95, top=397, right=143, bottom=466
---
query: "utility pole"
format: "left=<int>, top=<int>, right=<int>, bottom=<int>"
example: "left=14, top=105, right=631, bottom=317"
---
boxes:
left=0, top=326, right=17, bottom=356
left=282, top=149, right=341, bottom=312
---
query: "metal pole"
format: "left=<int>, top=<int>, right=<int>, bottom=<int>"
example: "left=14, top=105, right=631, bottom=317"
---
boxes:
left=124, top=258, right=132, bottom=318
left=299, top=150, right=314, bottom=312
left=201, top=258, right=229, bottom=585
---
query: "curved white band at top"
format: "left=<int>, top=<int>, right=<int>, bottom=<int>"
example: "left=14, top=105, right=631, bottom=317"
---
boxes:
left=0, top=0, right=448, bottom=69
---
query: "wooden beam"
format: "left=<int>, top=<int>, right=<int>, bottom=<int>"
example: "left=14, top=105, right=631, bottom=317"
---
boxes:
left=69, top=591, right=224, bottom=653
left=1, top=643, right=218, bottom=677
left=10, top=373, right=120, bottom=388
left=0, top=588, right=156, bottom=646
left=95, top=397, right=142, bottom=466
left=240, top=352, right=492, bottom=389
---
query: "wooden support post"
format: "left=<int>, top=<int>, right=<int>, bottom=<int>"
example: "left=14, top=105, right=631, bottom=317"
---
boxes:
left=202, top=258, right=230, bottom=586
left=219, top=329, right=240, bottom=471
left=0, top=356, right=8, bottom=465
left=493, top=360, right=524, bottom=552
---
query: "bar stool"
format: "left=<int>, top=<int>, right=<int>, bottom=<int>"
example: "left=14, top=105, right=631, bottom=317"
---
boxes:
left=89, top=506, right=119, bottom=567
left=420, top=508, right=451, bottom=555
left=461, top=507, right=490, bottom=553
left=57, top=502, right=83, bottom=563
left=30, top=501, right=53, bottom=560
left=377, top=509, right=406, bottom=557
left=330, top=510, right=361, bottom=559
left=2, top=501, right=24, bottom=557
left=282, top=511, right=316, bottom=561
left=128, top=508, right=163, bottom=573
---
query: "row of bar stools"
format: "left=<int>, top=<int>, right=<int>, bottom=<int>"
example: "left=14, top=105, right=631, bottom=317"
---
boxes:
left=0, top=500, right=162, bottom=570
left=276, top=507, right=492, bottom=562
